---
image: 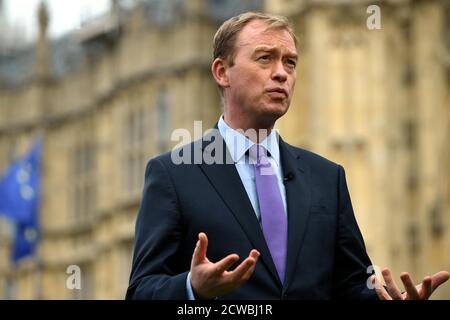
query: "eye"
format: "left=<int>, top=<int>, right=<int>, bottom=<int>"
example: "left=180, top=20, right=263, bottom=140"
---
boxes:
left=286, top=59, right=297, bottom=68
left=258, top=55, right=271, bottom=62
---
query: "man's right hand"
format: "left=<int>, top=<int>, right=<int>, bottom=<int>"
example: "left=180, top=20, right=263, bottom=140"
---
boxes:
left=190, top=232, right=260, bottom=299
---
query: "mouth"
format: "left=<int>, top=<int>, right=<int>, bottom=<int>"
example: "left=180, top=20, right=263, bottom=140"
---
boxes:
left=265, top=88, right=288, bottom=98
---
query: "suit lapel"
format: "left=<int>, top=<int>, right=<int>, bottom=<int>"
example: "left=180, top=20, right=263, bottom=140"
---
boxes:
left=197, top=131, right=281, bottom=287
left=279, top=139, right=312, bottom=291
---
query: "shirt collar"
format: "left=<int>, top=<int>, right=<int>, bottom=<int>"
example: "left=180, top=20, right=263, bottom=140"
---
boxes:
left=217, top=115, right=280, bottom=165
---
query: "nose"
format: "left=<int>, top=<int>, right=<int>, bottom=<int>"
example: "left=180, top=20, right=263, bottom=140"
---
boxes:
left=271, top=60, right=288, bottom=83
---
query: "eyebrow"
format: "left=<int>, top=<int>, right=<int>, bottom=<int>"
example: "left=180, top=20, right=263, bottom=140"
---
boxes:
left=253, top=46, right=298, bottom=59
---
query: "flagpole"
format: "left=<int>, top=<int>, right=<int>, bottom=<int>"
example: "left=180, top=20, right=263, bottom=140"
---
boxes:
left=35, top=133, right=44, bottom=300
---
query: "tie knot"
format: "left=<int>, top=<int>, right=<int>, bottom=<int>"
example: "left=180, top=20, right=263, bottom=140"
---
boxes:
left=248, top=144, right=267, bottom=162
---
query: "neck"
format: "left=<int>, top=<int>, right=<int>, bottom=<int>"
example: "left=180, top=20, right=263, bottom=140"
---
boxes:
left=223, top=110, right=275, bottom=143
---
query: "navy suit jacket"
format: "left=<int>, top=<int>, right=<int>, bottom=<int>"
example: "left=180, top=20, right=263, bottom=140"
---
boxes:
left=126, top=131, right=378, bottom=300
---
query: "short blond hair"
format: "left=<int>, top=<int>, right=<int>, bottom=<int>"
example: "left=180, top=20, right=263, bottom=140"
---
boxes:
left=213, top=12, right=298, bottom=66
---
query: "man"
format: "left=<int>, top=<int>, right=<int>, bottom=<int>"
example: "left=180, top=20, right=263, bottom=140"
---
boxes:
left=126, top=12, right=449, bottom=300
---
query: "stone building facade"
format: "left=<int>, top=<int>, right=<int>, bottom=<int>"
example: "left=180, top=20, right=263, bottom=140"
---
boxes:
left=0, top=0, right=449, bottom=299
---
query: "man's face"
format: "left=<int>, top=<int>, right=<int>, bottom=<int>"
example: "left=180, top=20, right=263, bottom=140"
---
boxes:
left=224, top=20, right=297, bottom=126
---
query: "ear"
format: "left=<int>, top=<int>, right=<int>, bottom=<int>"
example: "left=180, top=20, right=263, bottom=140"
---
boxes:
left=211, top=58, right=230, bottom=89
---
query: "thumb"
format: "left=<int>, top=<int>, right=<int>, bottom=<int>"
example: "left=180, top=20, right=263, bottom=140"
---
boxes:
left=191, top=232, right=208, bottom=266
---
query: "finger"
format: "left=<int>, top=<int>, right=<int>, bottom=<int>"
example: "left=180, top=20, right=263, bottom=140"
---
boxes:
left=420, top=276, right=432, bottom=299
left=241, top=251, right=260, bottom=281
left=214, top=254, right=240, bottom=274
left=249, top=249, right=260, bottom=259
left=192, top=232, right=208, bottom=266
left=372, top=275, right=392, bottom=300
left=382, top=268, right=403, bottom=300
left=430, top=271, right=450, bottom=292
left=223, top=250, right=259, bottom=276
left=191, top=240, right=201, bottom=266
left=228, top=257, right=256, bottom=283
left=241, top=260, right=257, bottom=281
left=400, top=272, right=420, bottom=300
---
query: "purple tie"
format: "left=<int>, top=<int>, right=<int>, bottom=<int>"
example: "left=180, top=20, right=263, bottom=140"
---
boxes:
left=250, top=144, right=288, bottom=283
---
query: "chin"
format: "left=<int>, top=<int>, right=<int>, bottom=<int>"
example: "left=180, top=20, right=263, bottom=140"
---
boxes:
left=257, top=106, right=288, bottom=125
left=265, top=102, right=289, bottom=117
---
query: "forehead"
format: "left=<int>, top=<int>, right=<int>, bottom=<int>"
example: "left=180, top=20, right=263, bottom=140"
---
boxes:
left=235, top=19, right=297, bottom=53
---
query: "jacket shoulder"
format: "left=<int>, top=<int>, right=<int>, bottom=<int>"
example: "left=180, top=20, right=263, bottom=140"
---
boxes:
left=283, top=142, right=341, bottom=172
left=145, top=138, right=203, bottom=169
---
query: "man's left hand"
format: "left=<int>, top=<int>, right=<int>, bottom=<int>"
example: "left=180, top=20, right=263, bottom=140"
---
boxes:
left=372, top=268, right=449, bottom=300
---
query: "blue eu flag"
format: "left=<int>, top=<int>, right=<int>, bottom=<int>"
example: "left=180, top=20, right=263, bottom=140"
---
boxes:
left=0, top=140, right=42, bottom=263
